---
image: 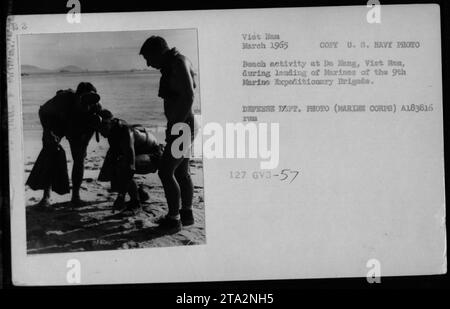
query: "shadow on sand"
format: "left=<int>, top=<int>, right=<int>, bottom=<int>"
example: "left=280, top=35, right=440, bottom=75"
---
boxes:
left=25, top=198, right=195, bottom=254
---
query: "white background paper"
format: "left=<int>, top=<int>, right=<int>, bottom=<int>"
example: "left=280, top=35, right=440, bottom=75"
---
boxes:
left=7, top=4, right=446, bottom=285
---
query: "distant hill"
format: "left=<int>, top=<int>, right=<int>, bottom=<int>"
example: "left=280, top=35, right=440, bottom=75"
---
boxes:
left=21, top=64, right=158, bottom=75
left=21, top=64, right=85, bottom=74
left=58, top=65, right=85, bottom=72
left=21, top=65, right=50, bottom=74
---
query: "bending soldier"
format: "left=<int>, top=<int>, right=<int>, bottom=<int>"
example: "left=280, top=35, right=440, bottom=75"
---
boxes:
left=27, top=82, right=103, bottom=207
left=97, top=110, right=164, bottom=213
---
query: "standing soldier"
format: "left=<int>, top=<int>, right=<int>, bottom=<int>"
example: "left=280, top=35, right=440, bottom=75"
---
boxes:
left=139, top=36, right=197, bottom=233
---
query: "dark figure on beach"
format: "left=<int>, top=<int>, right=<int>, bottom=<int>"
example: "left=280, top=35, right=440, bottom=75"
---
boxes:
left=97, top=110, right=164, bottom=213
left=140, top=36, right=197, bottom=232
left=26, top=82, right=103, bottom=207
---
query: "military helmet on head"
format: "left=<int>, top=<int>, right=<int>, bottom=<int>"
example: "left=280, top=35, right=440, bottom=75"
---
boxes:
left=76, top=82, right=101, bottom=108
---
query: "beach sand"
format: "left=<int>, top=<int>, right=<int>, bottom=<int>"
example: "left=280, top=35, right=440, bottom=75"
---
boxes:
left=24, top=130, right=205, bottom=254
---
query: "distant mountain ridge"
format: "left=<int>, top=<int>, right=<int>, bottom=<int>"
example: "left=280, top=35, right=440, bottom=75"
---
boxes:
left=21, top=65, right=50, bottom=74
left=21, top=64, right=85, bottom=74
left=58, top=65, right=85, bottom=72
left=21, top=64, right=158, bottom=74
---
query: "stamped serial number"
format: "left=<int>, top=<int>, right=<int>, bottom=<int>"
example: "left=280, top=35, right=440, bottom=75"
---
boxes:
left=230, top=169, right=299, bottom=183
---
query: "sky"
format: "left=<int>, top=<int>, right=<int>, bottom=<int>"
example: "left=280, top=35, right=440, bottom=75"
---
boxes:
left=20, top=29, right=199, bottom=71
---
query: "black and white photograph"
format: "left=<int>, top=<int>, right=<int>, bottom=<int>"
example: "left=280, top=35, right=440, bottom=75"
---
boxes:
left=20, top=29, right=205, bottom=254
left=3, top=3, right=447, bottom=289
